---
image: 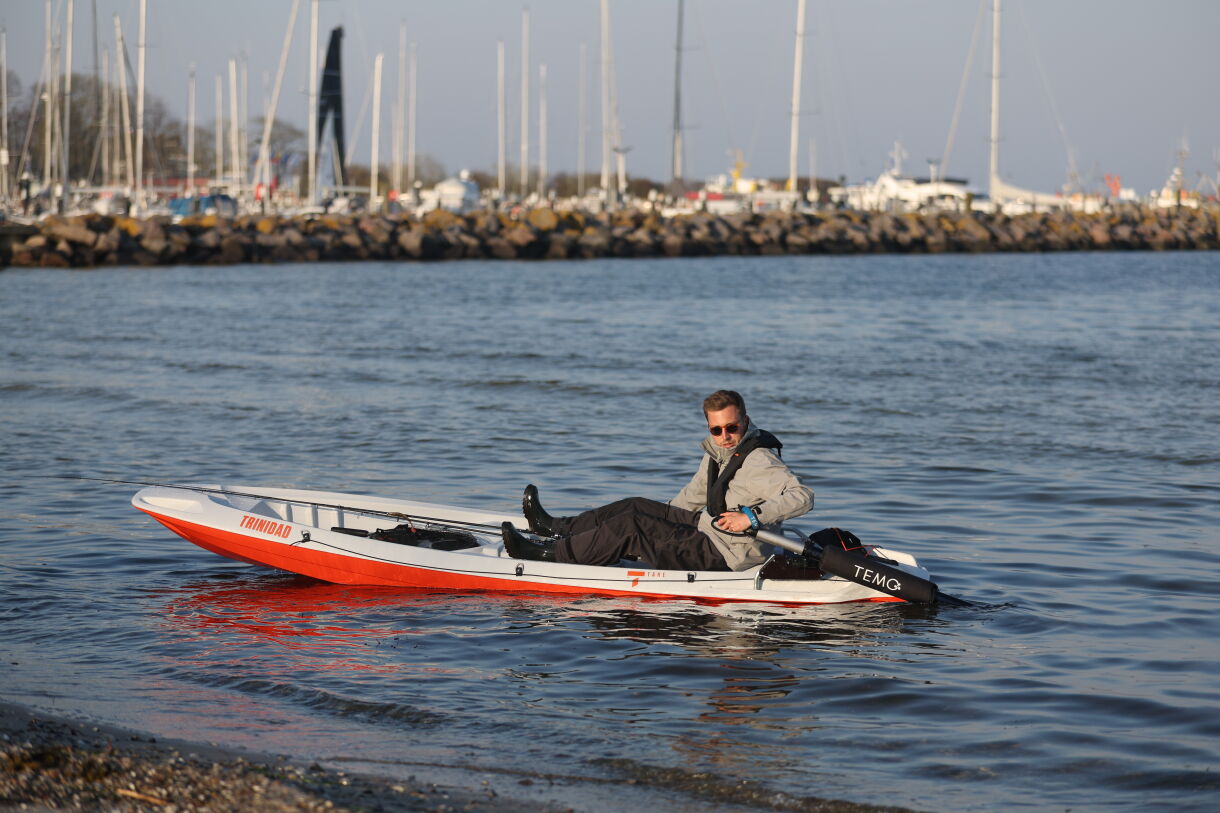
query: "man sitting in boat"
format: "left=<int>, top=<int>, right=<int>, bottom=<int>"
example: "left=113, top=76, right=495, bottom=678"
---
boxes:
left=501, top=390, right=814, bottom=571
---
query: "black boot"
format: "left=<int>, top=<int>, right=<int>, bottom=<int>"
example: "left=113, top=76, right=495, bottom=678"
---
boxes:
left=501, top=522, right=556, bottom=563
left=522, top=484, right=556, bottom=536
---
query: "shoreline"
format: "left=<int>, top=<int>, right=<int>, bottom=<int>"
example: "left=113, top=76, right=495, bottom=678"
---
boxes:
left=2, top=204, right=1217, bottom=269
left=0, top=700, right=924, bottom=812
left=0, top=701, right=538, bottom=812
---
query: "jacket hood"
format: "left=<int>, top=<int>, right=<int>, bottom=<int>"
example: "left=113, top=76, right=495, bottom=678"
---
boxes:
left=700, top=418, right=759, bottom=463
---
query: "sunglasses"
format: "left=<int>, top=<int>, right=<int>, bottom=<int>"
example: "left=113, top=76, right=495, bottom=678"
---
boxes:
left=708, top=422, right=741, bottom=437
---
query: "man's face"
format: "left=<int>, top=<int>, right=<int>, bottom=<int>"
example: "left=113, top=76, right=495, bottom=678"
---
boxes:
left=706, top=405, right=746, bottom=450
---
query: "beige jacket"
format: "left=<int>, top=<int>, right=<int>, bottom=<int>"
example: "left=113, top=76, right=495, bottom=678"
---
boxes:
left=670, top=422, right=815, bottom=570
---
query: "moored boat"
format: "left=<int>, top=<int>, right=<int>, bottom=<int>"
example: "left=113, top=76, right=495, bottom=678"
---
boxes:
left=133, top=484, right=941, bottom=605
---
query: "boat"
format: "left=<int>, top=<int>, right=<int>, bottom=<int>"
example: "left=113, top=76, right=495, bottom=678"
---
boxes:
left=132, top=483, right=946, bottom=605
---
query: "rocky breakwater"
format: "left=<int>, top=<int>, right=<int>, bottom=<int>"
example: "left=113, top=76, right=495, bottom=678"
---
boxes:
left=4, top=205, right=1218, bottom=269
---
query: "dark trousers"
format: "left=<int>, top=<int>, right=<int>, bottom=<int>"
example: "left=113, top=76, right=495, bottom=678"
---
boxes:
left=552, top=497, right=730, bottom=571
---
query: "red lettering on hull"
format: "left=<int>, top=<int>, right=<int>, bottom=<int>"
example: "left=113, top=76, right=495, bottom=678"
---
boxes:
left=239, top=514, right=293, bottom=538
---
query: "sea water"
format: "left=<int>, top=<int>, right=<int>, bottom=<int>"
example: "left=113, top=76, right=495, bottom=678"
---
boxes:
left=1, top=252, right=1217, bottom=811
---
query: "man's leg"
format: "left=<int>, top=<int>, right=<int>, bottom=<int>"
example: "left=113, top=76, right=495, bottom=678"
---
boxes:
left=554, top=497, right=700, bottom=537
left=554, top=506, right=728, bottom=571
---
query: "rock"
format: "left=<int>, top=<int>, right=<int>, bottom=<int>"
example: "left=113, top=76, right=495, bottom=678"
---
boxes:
left=504, top=224, right=537, bottom=248
left=422, top=209, right=461, bottom=230
left=453, top=230, right=483, bottom=258
left=46, top=223, right=98, bottom=248
left=194, top=230, right=221, bottom=250
left=140, top=236, right=168, bottom=257
left=485, top=237, right=516, bottom=260
left=40, top=250, right=71, bottom=268
left=784, top=232, right=810, bottom=253
left=545, top=233, right=573, bottom=259
left=358, top=217, right=392, bottom=244
left=217, top=235, right=246, bottom=264
left=526, top=208, right=559, bottom=231
left=576, top=230, right=609, bottom=258
left=167, top=229, right=192, bottom=253
left=270, top=244, right=299, bottom=262
left=397, top=229, right=423, bottom=257
left=94, top=229, right=121, bottom=253
left=114, top=216, right=144, bottom=237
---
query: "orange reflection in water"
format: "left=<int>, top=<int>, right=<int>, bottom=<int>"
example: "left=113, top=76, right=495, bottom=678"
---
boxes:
left=151, top=575, right=609, bottom=665
left=158, top=577, right=417, bottom=648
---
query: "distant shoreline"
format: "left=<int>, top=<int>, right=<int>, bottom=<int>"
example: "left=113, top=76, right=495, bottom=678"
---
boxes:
left=3, top=204, right=1217, bottom=269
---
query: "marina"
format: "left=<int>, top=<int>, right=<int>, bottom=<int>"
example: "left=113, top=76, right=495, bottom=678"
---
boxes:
left=0, top=1, right=1216, bottom=224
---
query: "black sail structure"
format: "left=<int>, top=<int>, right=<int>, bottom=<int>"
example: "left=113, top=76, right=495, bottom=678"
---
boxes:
left=317, top=26, right=347, bottom=187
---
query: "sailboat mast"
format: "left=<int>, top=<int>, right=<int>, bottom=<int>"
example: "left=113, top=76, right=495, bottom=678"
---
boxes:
left=577, top=42, right=586, bottom=198
left=0, top=28, right=7, bottom=204
left=989, top=0, right=1000, bottom=200
left=114, top=16, right=134, bottom=191
left=599, top=0, right=614, bottom=209
left=538, top=62, right=546, bottom=199
left=519, top=6, right=529, bottom=197
left=228, top=59, right=239, bottom=188
left=186, top=66, right=195, bottom=193
left=253, top=0, right=300, bottom=207
left=393, top=20, right=405, bottom=196
left=102, top=49, right=112, bottom=187
left=497, top=40, right=506, bottom=198
left=91, top=1, right=99, bottom=182
left=671, top=0, right=683, bottom=186
left=406, top=42, right=416, bottom=193
left=307, top=0, right=318, bottom=204
left=44, top=1, right=53, bottom=192
left=62, top=0, right=74, bottom=211
left=370, top=52, right=383, bottom=211
left=787, top=0, right=805, bottom=193
left=134, top=0, right=145, bottom=214
left=214, top=74, right=223, bottom=187
left=239, top=56, right=249, bottom=189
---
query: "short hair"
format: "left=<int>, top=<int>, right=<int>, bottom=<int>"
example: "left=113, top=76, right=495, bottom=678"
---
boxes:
left=703, top=390, right=745, bottom=416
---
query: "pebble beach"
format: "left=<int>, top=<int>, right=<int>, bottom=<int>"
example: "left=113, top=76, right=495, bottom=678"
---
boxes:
left=0, top=703, right=536, bottom=812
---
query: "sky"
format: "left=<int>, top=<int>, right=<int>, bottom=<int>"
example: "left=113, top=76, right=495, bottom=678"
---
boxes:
left=4, top=0, right=1219, bottom=196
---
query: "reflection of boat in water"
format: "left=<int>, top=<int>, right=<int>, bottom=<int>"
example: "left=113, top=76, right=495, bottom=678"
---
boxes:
left=156, top=571, right=937, bottom=663
left=134, top=483, right=939, bottom=606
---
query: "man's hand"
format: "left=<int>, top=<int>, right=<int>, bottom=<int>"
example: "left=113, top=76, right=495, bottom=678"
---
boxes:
left=714, top=511, right=753, bottom=533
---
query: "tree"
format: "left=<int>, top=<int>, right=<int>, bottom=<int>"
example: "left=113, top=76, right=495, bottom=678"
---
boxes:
left=3, top=71, right=186, bottom=188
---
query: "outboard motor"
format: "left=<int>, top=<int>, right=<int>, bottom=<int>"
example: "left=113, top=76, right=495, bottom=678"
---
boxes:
left=754, top=527, right=940, bottom=604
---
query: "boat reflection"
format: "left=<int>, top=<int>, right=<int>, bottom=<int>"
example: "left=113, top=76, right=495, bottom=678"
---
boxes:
left=153, top=572, right=949, bottom=659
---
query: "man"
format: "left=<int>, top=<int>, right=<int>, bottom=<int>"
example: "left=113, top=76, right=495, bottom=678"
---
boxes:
left=501, top=390, right=814, bottom=571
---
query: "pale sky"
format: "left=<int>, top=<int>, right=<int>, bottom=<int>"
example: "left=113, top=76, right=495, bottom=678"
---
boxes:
left=4, top=0, right=1218, bottom=196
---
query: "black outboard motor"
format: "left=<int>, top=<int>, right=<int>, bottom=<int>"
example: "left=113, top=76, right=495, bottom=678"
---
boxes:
left=754, top=528, right=940, bottom=604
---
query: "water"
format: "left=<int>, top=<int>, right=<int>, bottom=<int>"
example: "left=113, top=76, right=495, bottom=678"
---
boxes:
left=1, top=252, right=1217, bottom=811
